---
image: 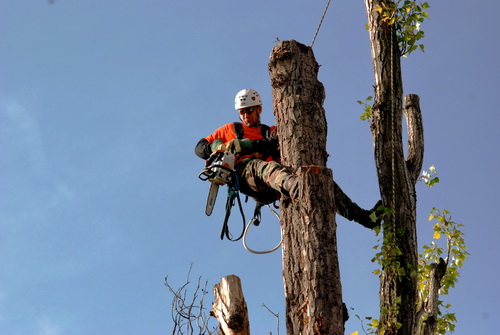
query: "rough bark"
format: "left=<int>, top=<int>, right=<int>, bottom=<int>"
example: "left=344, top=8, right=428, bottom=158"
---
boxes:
left=212, top=275, right=250, bottom=335
left=404, top=94, right=424, bottom=185
left=418, top=258, right=446, bottom=335
left=364, top=1, right=424, bottom=334
left=268, top=40, right=343, bottom=335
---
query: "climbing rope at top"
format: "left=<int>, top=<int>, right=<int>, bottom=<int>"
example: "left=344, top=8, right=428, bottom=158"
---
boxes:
left=311, top=0, right=332, bottom=47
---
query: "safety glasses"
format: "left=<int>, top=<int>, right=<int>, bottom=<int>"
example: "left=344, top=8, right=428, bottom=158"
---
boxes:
left=239, top=107, right=258, bottom=114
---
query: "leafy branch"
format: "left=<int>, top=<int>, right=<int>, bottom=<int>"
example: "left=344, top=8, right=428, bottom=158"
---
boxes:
left=374, top=0, right=430, bottom=57
left=357, top=96, right=374, bottom=122
left=420, top=165, right=440, bottom=188
left=417, top=208, right=468, bottom=334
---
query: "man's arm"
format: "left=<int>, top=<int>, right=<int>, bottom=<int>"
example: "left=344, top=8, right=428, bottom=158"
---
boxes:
left=195, top=138, right=212, bottom=160
left=252, top=137, right=280, bottom=159
left=196, top=124, right=235, bottom=159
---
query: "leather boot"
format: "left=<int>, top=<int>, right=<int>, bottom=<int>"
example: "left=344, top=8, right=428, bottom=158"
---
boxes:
left=334, top=181, right=382, bottom=229
left=348, top=200, right=382, bottom=229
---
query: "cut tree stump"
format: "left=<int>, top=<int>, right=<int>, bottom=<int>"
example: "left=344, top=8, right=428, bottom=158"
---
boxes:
left=212, top=275, right=250, bottom=335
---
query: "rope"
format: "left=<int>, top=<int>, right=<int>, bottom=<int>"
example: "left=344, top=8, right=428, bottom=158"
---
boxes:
left=390, top=19, right=397, bottom=223
left=311, top=0, right=332, bottom=47
left=243, top=205, right=282, bottom=254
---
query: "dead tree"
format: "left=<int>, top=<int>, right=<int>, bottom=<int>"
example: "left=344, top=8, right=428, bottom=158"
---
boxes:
left=212, top=275, right=250, bottom=335
left=268, top=40, right=344, bottom=335
left=364, top=1, right=425, bottom=334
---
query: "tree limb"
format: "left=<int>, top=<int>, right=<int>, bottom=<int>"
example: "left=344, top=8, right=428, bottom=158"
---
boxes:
left=404, top=94, right=424, bottom=185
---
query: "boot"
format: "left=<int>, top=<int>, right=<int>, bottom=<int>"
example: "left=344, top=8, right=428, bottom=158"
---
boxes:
left=334, top=181, right=382, bottom=229
left=350, top=200, right=382, bottom=229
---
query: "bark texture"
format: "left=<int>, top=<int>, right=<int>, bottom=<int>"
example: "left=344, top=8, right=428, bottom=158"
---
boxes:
left=268, top=40, right=343, bottom=335
left=404, top=94, right=424, bottom=185
left=364, top=1, right=424, bottom=335
left=212, top=275, right=250, bottom=335
left=418, top=258, right=446, bottom=335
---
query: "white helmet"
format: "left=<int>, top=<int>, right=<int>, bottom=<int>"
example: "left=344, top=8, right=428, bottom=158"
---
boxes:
left=234, top=89, right=262, bottom=110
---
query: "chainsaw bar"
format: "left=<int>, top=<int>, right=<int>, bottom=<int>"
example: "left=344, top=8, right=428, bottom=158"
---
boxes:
left=205, top=183, right=219, bottom=216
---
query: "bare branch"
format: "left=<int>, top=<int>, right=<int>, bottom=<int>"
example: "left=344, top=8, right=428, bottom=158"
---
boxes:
left=165, top=266, right=217, bottom=334
left=262, top=303, right=280, bottom=335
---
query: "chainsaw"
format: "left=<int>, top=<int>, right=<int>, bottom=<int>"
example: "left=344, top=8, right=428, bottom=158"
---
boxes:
left=198, top=150, right=236, bottom=216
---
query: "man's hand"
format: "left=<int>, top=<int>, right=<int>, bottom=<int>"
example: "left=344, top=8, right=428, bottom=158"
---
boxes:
left=226, top=138, right=252, bottom=154
left=210, top=139, right=226, bottom=152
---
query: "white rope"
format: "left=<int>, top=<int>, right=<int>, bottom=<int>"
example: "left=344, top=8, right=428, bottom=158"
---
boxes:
left=242, top=205, right=282, bottom=255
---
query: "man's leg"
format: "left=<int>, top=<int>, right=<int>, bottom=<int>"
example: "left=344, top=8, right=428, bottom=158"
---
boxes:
left=239, top=159, right=294, bottom=196
left=239, top=159, right=380, bottom=228
left=333, top=181, right=381, bottom=228
left=282, top=172, right=379, bottom=228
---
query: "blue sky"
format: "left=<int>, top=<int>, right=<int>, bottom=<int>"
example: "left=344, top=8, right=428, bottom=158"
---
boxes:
left=1, top=1, right=498, bottom=334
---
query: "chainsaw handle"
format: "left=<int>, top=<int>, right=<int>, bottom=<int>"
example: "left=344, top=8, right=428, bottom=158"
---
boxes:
left=206, top=150, right=225, bottom=165
left=199, top=151, right=224, bottom=181
left=198, top=164, right=234, bottom=182
left=198, top=169, right=214, bottom=181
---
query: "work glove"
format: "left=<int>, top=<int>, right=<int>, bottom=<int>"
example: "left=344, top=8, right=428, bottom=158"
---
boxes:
left=226, top=138, right=252, bottom=154
left=252, top=137, right=279, bottom=156
left=210, top=139, right=226, bottom=152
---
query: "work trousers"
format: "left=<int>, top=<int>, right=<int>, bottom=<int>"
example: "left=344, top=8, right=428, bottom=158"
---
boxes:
left=236, top=158, right=367, bottom=222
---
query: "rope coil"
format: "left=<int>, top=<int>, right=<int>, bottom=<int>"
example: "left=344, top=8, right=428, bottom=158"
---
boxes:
left=243, top=205, right=282, bottom=254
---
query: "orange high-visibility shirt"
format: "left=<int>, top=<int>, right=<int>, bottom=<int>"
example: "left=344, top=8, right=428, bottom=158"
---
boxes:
left=205, top=123, right=277, bottom=162
left=205, top=123, right=275, bottom=144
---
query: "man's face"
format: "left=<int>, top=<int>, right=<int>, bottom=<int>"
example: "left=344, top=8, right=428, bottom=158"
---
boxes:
left=238, top=106, right=262, bottom=127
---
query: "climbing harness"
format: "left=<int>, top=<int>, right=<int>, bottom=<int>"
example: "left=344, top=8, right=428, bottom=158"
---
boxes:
left=199, top=151, right=282, bottom=250
left=198, top=159, right=282, bottom=252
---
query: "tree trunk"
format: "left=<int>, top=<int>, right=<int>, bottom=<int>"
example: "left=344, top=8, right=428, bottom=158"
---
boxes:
left=212, top=275, right=250, bottom=335
left=268, top=40, right=344, bottom=335
left=364, top=1, right=424, bottom=334
left=418, top=258, right=446, bottom=335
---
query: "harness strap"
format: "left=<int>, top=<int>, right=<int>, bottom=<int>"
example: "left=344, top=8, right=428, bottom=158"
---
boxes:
left=233, top=122, right=271, bottom=140
left=261, top=124, right=270, bottom=139
left=234, top=122, right=244, bottom=140
left=250, top=203, right=263, bottom=227
left=220, top=172, right=246, bottom=241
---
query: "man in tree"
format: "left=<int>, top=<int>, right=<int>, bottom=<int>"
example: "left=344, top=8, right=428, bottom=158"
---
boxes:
left=195, top=88, right=380, bottom=228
